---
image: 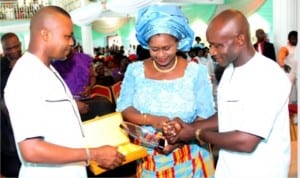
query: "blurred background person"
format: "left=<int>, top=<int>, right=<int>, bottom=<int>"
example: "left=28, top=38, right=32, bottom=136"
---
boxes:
left=0, top=32, right=22, bottom=178
left=277, top=30, right=298, bottom=104
left=52, top=43, right=115, bottom=121
left=253, top=28, right=276, bottom=61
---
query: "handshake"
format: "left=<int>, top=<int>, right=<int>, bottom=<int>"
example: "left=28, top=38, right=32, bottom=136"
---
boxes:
left=162, top=117, right=195, bottom=145
left=120, top=117, right=203, bottom=154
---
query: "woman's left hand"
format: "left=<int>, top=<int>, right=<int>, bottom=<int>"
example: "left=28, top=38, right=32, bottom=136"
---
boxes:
left=152, top=116, right=171, bottom=130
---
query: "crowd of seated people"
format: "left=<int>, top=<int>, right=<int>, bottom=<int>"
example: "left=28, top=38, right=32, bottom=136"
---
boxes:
left=92, top=41, right=222, bottom=110
left=52, top=44, right=116, bottom=122
left=93, top=45, right=133, bottom=85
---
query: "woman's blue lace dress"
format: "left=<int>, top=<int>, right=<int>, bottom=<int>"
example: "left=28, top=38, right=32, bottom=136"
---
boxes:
left=117, top=61, right=215, bottom=178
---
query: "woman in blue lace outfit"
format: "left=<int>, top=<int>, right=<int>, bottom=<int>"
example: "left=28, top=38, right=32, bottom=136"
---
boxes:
left=116, top=4, right=215, bottom=178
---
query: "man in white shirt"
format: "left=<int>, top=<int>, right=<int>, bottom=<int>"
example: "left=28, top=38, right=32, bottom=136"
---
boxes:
left=4, top=6, right=124, bottom=178
left=164, top=9, right=291, bottom=178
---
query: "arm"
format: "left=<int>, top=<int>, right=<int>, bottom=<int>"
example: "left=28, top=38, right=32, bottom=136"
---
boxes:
left=0, top=98, right=9, bottom=117
left=199, top=129, right=262, bottom=153
left=163, top=113, right=218, bottom=143
left=195, top=113, right=261, bottom=152
left=19, top=138, right=125, bottom=169
left=75, top=100, right=89, bottom=114
left=81, top=65, right=96, bottom=97
left=122, top=106, right=170, bottom=130
left=89, top=65, right=96, bottom=88
left=165, top=114, right=261, bottom=153
left=277, top=47, right=289, bottom=67
left=269, top=43, right=277, bottom=61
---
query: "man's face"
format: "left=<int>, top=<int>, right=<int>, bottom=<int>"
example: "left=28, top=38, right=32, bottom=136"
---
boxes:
left=255, top=29, right=265, bottom=42
left=47, top=15, right=75, bottom=61
left=2, top=36, right=22, bottom=61
left=207, top=30, right=239, bottom=67
left=289, top=35, right=297, bottom=46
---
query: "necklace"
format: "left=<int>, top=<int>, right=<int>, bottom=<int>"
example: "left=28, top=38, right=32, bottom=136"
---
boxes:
left=152, top=56, right=178, bottom=73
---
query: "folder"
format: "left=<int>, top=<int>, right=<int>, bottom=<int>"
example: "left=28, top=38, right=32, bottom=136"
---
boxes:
left=82, top=112, right=148, bottom=175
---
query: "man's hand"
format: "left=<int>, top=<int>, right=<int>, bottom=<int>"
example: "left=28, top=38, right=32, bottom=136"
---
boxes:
left=162, top=118, right=196, bottom=144
left=92, top=145, right=125, bottom=170
left=75, top=100, right=89, bottom=114
left=283, top=64, right=291, bottom=73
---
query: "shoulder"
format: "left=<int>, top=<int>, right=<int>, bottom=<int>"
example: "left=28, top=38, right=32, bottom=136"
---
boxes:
left=187, top=61, right=207, bottom=71
left=128, top=60, right=143, bottom=69
left=279, top=46, right=289, bottom=53
left=74, top=52, right=93, bottom=62
left=253, top=53, right=286, bottom=76
left=126, top=61, right=143, bottom=74
left=265, top=41, right=275, bottom=47
left=80, top=52, right=92, bottom=58
left=186, top=61, right=209, bottom=78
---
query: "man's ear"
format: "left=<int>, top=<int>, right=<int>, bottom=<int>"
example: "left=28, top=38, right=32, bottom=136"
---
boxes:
left=40, top=29, right=49, bottom=41
left=236, top=34, right=245, bottom=46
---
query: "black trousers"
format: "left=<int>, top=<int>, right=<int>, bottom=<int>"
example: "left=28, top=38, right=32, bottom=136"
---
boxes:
left=1, top=153, right=21, bottom=177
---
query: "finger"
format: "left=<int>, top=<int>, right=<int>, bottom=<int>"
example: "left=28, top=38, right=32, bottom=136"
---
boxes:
left=118, top=152, right=126, bottom=161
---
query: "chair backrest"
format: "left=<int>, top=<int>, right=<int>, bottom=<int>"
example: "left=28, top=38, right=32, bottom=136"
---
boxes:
left=111, top=81, right=122, bottom=103
left=90, top=85, right=113, bottom=103
left=289, top=104, right=298, bottom=114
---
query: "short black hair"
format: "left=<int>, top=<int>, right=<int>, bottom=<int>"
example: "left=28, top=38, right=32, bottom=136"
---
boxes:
left=195, top=36, right=201, bottom=41
left=1, top=32, right=18, bottom=43
left=288, top=31, right=297, bottom=41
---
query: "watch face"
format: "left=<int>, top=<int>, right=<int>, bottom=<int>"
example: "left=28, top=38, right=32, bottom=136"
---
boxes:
left=120, top=121, right=166, bottom=148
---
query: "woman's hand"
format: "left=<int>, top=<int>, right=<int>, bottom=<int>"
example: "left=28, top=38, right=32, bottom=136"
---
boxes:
left=162, top=118, right=196, bottom=144
left=162, top=118, right=182, bottom=138
left=148, top=115, right=170, bottom=130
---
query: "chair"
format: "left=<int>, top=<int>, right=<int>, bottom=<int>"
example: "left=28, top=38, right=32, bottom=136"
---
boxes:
left=288, top=104, right=297, bottom=141
left=90, top=85, right=113, bottom=103
left=111, top=81, right=122, bottom=103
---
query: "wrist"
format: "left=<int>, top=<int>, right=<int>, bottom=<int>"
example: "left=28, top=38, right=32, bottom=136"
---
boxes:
left=141, top=113, right=150, bottom=125
left=85, top=147, right=91, bottom=166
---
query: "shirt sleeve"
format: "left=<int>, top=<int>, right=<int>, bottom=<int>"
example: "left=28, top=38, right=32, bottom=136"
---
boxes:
left=195, top=64, right=215, bottom=118
left=116, top=62, right=138, bottom=112
left=277, top=47, right=289, bottom=66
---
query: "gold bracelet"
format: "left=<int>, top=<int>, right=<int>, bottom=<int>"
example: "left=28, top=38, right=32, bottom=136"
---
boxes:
left=143, top=113, right=148, bottom=125
left=195, top=128, right=205, bottom=145
left=85, top=147, right=91, bottom=166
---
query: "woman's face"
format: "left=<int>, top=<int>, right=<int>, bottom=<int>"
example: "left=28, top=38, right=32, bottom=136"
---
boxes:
left=148, top=34, right=178, bottom=67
